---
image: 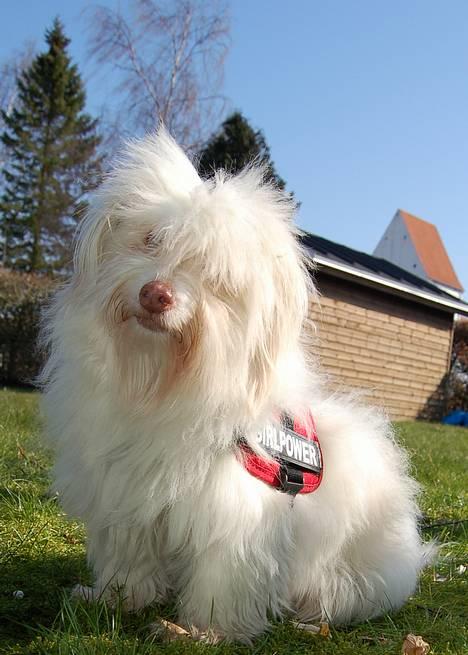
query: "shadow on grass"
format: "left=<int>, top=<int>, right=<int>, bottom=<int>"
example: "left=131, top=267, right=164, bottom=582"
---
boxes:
left=0, top=383, right=38, bottom=394
left=0, top=551, right=89, bottom=646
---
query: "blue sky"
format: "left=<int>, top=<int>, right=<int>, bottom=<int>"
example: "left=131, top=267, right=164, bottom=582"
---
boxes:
left=1, top=1, right=467, bottom=293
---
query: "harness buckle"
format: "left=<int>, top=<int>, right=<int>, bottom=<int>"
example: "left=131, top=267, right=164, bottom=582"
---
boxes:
left=279, top=463, right=304, bottom=495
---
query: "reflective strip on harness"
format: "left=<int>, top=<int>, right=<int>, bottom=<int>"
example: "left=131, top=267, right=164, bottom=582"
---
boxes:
left=238, top=413, right=323, bottom=495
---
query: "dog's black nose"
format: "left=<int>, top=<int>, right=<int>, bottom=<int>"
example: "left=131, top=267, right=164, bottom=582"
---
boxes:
left=139, top=281, right=174, bottom=314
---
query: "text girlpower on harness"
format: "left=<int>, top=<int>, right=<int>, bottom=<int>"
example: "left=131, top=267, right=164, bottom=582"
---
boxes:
left=256, top=424, right=322, bottom=474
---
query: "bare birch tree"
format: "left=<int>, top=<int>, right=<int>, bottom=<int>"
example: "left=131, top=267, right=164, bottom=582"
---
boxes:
left=87, top=0, right=230, bottom=150
left=0, top=43, right=35, bottom=172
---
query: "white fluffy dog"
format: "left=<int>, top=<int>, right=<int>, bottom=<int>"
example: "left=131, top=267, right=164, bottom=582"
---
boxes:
left=40, top=129, right=429, bottom=642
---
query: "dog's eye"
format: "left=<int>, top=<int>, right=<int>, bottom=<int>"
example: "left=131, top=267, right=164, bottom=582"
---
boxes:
left=144, top=232, right=161, bottom=249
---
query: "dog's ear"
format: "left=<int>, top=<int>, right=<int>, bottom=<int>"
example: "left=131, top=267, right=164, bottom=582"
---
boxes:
left=206, top=165, right=310, bottom=413
left=247, top=247, right=310, bottom=413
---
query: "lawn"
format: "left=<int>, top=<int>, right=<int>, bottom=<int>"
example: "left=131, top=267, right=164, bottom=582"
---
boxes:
left=0, top=388, right=466, bottom=654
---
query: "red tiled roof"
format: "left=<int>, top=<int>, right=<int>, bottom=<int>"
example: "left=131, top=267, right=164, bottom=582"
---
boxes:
left=399, top=210, right=463, bottom=291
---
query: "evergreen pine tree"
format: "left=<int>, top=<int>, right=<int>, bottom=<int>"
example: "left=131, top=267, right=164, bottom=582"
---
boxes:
left=0, top=18, right=102, bottom=271
left=198, top=112, right=287, bottom=191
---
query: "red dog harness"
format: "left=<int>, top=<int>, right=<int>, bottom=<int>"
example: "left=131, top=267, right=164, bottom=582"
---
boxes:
left=238, top=414, right=323, bottom=495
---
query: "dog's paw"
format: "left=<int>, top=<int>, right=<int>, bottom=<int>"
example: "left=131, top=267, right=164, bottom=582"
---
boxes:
left=192, top=628, right=224, bottom=645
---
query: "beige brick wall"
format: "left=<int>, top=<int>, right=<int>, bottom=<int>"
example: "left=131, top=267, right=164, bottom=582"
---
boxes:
left=310, top=273, right=454, bottom=420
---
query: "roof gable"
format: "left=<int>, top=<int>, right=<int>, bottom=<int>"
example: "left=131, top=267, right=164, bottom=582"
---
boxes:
left=399, top=210, right=463, bottom=291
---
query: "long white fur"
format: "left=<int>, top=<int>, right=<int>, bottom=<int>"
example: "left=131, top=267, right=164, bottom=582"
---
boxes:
left=40, top=128, right=430, bottom=642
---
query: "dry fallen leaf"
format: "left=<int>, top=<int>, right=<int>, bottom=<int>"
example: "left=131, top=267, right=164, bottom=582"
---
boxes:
left=402, top=633, right=430, bottom=655
left=319, top=622, right=330, bottom=637
left=294, top=621, right=330, bottom=638
left=150, top=618, right=191, bottom=642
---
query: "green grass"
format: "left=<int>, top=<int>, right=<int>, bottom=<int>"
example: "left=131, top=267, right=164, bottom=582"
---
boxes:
left=0, top=388, right=466, bottom=654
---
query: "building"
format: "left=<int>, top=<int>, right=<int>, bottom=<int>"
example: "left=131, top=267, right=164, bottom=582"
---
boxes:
left=302, top=232, right=468, bottom=420
left=373, top=209, right=463, bottom=298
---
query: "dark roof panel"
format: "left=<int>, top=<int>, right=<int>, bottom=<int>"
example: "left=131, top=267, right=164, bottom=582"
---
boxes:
left=300, top=232, right=459, bottom=301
